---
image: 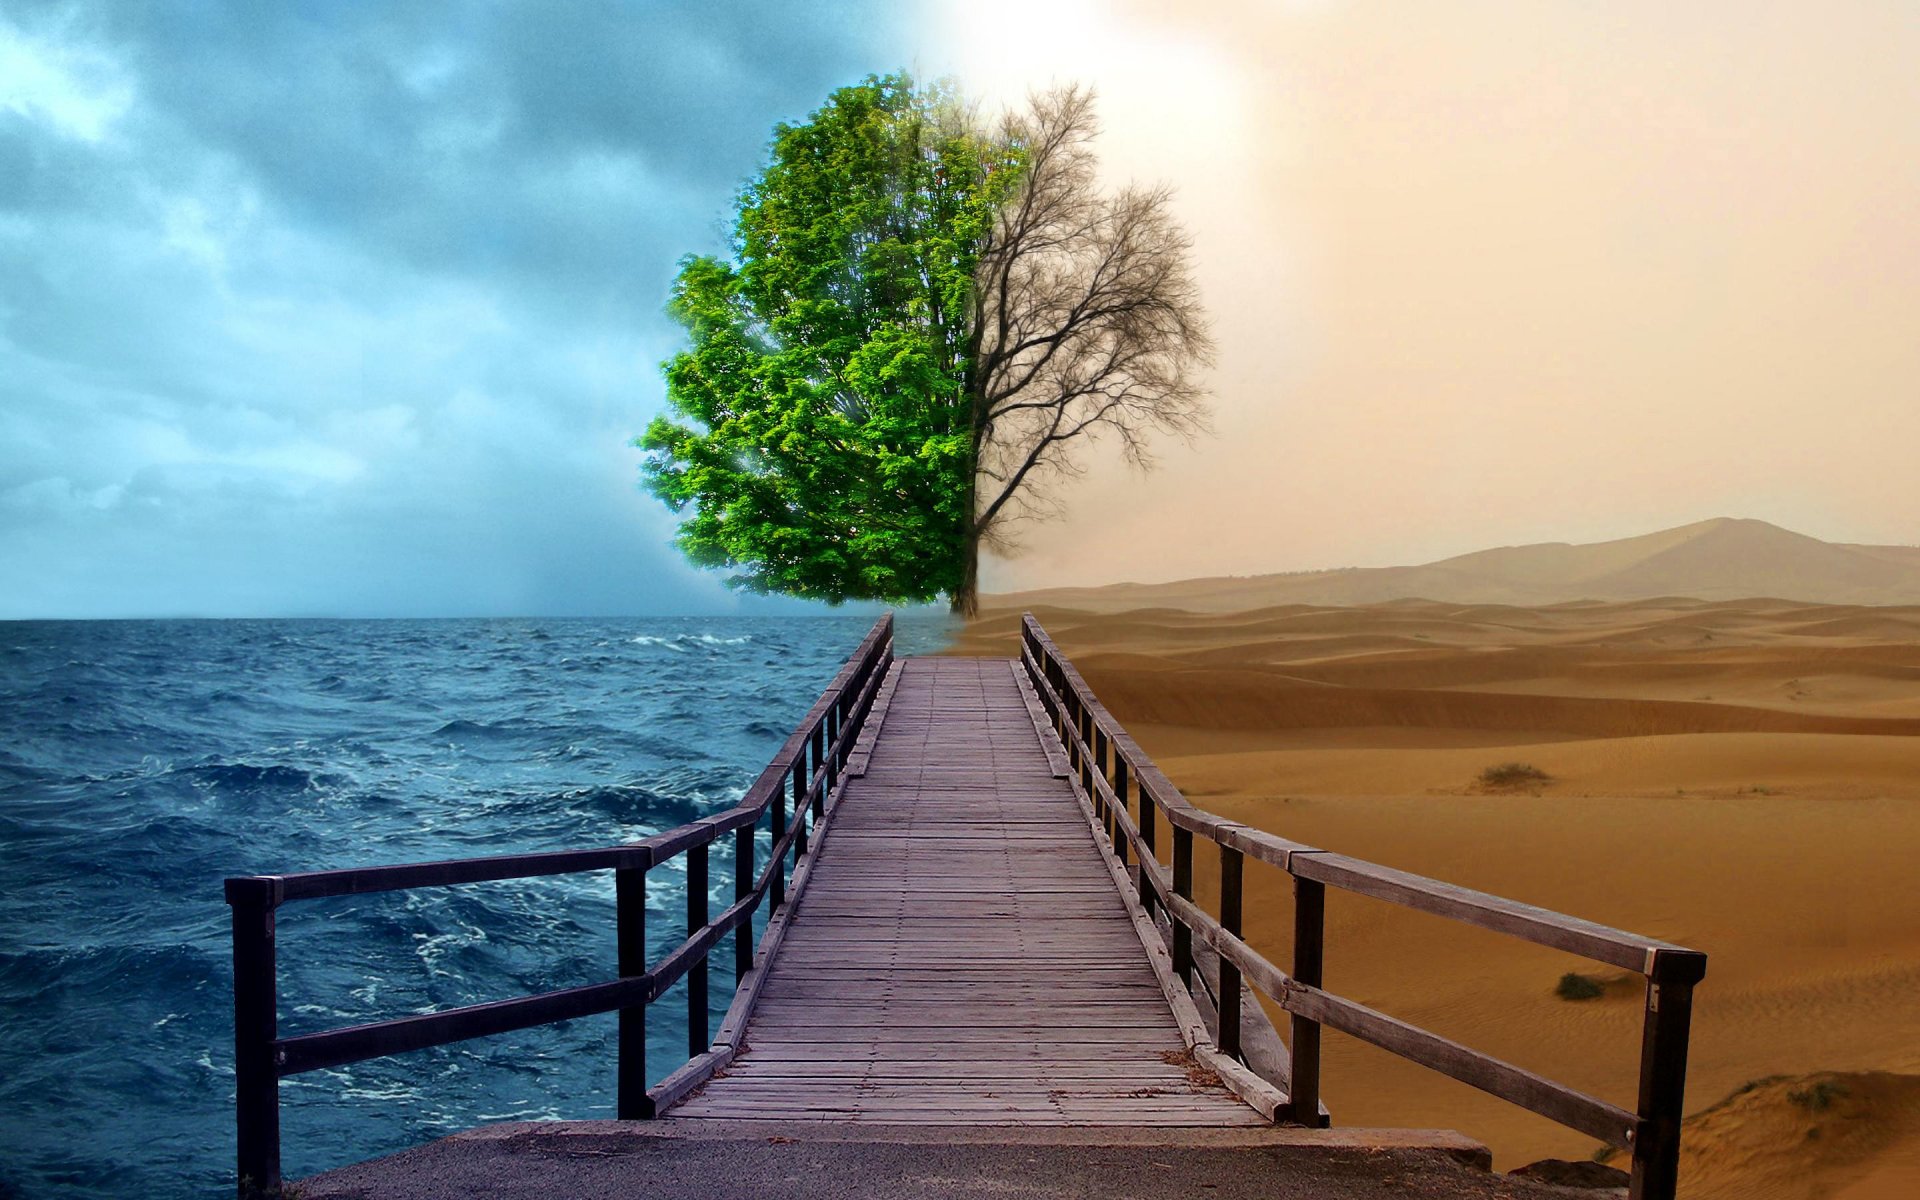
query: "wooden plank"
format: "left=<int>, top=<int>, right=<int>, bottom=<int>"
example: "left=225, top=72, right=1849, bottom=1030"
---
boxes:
left=1291, top=851, right=1702, bottom=974
left=732, top=1045, right=1198, bottom=1063
left=711, top=1061, right=1199, bottom=1077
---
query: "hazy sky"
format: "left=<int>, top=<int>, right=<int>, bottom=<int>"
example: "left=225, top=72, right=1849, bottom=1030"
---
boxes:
left=4, top=2, right=1914, bottom=615
left=953, top=0, right=1919, bottom=590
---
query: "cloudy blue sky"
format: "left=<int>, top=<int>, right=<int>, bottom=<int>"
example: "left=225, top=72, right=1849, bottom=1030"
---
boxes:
left=1, top=1, right=931, bottom=617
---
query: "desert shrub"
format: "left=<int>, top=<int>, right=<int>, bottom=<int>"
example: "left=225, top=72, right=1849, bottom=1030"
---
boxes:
left=1479, top=762, right=1552, bottom=789
left=1556, top=972, right=1606, bottom=1001
left=1787, top=1080, right=1848, bottom=1111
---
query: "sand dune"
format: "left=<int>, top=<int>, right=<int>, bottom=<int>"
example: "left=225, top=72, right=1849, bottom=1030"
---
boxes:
left=988, top=518, right=1920, bottom=610
left=951, top=596, right=1920, bottom=1196
left=1602, top=1073, right=1920, bottom=1200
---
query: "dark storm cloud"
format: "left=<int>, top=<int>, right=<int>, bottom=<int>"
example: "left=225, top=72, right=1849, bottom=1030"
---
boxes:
left=0, top=1, right=923, bottom=616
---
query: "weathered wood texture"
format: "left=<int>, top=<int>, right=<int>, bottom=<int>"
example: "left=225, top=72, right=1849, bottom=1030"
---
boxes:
left=671, top=657, right=1263, bottom=1126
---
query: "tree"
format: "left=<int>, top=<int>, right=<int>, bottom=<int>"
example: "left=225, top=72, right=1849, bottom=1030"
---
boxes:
left=639, top=75, right=1014, bottom=604
left=640, top=76, right=1210, bottom=615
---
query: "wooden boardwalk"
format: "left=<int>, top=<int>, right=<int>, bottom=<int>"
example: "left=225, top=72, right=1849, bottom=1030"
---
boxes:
left=672, top=656, right=1263, bottom=1125
left=236, top=615, right=1705, bottom=1198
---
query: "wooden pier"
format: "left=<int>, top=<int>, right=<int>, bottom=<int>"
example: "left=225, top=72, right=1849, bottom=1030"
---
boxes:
left=228, top=614, right=1706, bottom=1199
left=673, top=656, right=1262, bottom=1125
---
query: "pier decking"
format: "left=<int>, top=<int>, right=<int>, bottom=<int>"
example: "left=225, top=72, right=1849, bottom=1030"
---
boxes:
left=673, top=656, right=1262, bottom=1124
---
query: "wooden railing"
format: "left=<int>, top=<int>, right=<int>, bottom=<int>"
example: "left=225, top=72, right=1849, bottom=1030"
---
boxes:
left=1020, top=614, right=1706, bottom=1200
left=223, top=614, right=894, bottom=1197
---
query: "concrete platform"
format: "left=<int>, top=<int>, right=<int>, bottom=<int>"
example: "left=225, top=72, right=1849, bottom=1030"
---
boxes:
left=297, top=1120, right=1590, bottom=1199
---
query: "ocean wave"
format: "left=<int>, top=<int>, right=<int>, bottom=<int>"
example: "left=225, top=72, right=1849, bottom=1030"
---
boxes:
left=547, top=782, right=708, bottom=823
left=175, top=761, right=340, bottom=795
left=0, top=942, right=219, bottom=1005
left=428, top=717, right=551, bottom=741
left=628, top=632, right=753, bottom=651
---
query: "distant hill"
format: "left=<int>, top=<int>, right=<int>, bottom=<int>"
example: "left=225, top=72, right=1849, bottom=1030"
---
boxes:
left=987, top=519, right=1920, bottom=612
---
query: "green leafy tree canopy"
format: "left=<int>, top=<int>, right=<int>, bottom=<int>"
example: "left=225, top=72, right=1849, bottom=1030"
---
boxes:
left=639, top=74, right=1018, bottom=604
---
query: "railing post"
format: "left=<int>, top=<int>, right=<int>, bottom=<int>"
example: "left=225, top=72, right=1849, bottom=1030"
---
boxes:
left=1093, top=725, right=1111, bottom=840
left=818, top=712, right=835, bottom=821
left=1172, top=825, right=1193, bottom=986
left=793, top=745, right=810, bottom=862
left=1054, top=671, right=1071, bottom=744
left=1218, top=844, right=1243, bottom=1060
left=734, top=825, right=753, bottom=982
left=1288, top=876, right=1326, bottom=1127
left=1630, top=964, right=1699, bottom=1200
left=686, top=840, right=709, bottom=1058
left=840, top=679, right=858, bottom=765
left=771, top=766, right=789, bottom=909
left=228, top=878, right=280, bottom=1198
left=1079, top=707, right=1095, bottom=804
left=1139, top=780, right=1158, bottom=918
left=615, top=863, right=651, bottom=1119
left=1111, top=754, right=1129, bottom=868
left=809, top=723, right=826, bottom=825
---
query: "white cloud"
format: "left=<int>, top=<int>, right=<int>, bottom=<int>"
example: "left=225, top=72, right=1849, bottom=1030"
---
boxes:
left=0, top=18, right=133, bottom=143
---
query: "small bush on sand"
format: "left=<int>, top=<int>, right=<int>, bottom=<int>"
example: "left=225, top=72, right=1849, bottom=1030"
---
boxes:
left=1556, top=972, right=1606, bottom=1001
left=1479, top=762, right=1551, bottom=790
left=1788, top=1081, right=1848, bottom=1111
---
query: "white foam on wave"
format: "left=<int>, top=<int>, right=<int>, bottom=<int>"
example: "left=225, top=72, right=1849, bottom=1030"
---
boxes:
left=474, top=1104, right=568, bottom=1123
left=629, top=633, right=753, bottom=650
left=335, top=1078, right=422, bottom=1104
left=413, top=921, right=489, bottom=976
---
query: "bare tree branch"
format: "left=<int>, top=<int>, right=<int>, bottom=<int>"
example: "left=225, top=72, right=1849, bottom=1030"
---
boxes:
left=964, top=85, right=1214, bottom=572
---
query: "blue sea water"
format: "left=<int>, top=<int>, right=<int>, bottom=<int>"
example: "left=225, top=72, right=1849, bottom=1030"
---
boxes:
left=0, top=614, right=953, bottom=1199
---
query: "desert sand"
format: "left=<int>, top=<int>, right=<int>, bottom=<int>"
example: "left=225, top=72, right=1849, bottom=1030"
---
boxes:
left=950, top=596, right=1920, bottom=1198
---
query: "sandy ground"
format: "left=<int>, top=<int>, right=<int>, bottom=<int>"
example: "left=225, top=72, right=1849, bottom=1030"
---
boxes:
left=951, top=598, right=1920, bottom=1198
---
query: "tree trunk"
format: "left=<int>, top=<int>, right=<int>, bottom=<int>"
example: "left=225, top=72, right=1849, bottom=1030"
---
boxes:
left=949, top=537, right=979, bottom=618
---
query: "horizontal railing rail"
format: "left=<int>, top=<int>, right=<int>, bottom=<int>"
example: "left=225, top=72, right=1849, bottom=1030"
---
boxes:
left=226, top=613, right=894, bottom=1198
left=1019, top=614, right=1704, bottom=1200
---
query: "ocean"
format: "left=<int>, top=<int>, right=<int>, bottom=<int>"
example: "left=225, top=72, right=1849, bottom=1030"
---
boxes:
left=0, top=614, right=954, bottom=1199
